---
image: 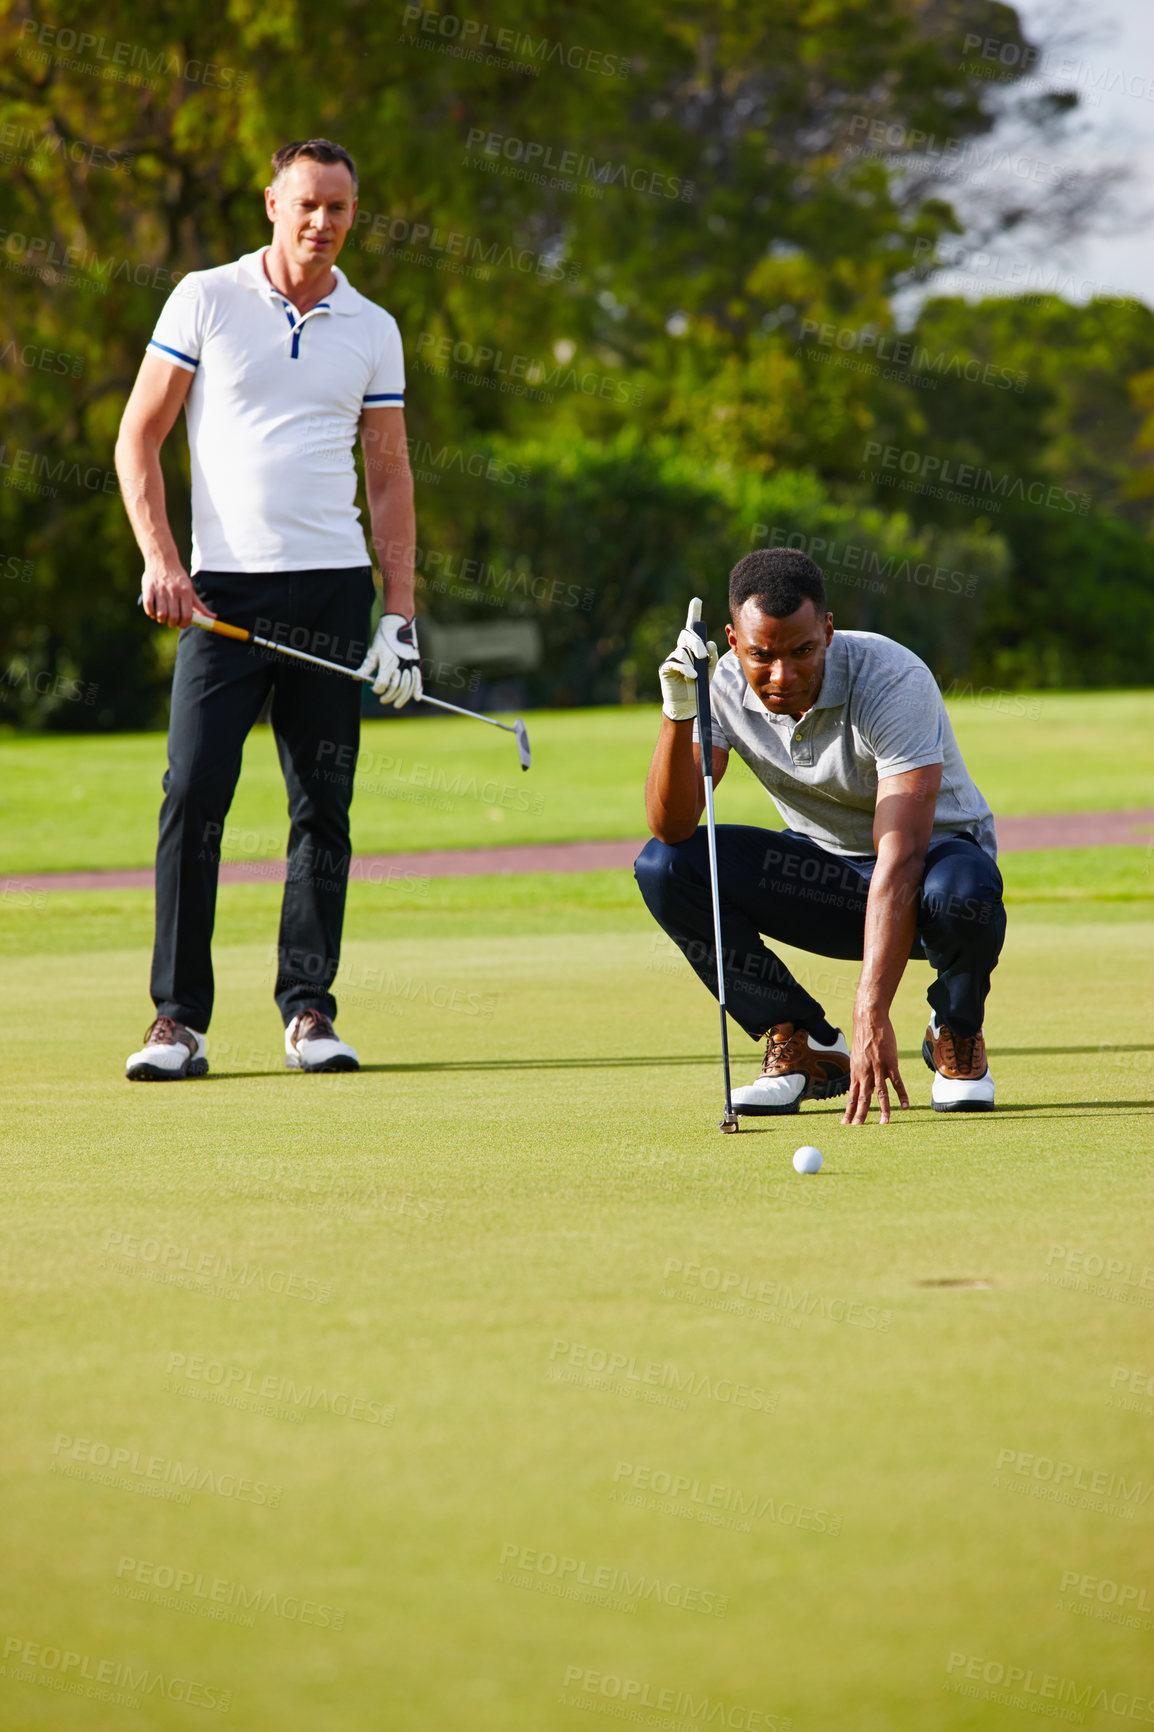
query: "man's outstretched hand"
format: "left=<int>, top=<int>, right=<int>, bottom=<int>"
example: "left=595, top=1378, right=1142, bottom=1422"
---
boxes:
left=842, top=1003, right=910, bottom=1126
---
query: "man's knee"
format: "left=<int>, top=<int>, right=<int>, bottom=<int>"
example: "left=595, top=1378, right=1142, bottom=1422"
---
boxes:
left=161, top=761, right=237, bottom=822
left=922, top=848, right=1004, bottom=934
left=634, top=834, right=703, bottom=916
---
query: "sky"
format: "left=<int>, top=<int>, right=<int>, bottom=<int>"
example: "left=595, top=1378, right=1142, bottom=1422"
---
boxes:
left=918, top=0, right=1154, bottom=307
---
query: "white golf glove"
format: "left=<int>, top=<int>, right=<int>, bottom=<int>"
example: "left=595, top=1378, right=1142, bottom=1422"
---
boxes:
left=658, top=597, right=718, bottom=722
left=356, top=613, right=423, bottom=708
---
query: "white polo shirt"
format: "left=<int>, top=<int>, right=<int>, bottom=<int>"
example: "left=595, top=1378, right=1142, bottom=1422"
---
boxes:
left=148, top=247, right=404, bottom=573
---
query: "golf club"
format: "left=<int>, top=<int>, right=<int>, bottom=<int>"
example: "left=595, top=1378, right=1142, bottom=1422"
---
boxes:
left=139, top=601, right=531, bottom=769
left=689, top=599, right=740, bottom=1134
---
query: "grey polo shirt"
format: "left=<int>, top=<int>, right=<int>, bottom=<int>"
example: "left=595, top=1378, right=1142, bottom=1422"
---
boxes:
left=697, top=629, right=997, bottom=860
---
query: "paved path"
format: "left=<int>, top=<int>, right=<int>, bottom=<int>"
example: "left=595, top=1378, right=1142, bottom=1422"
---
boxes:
left=2, top=810, right=1152, bottom=895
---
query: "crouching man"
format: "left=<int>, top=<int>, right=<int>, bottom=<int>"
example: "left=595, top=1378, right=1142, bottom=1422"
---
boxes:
left=634, top=549, right=1006, bottom=1123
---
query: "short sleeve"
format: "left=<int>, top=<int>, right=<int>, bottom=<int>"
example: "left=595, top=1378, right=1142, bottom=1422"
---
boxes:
left=363, top=314, right=405, bottom=407
left=148, top=277, right=204, bottom=373
left=860, top=666, right=945, bottom=779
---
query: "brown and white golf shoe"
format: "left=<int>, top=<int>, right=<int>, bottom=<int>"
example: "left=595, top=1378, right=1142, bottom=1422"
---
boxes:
left=731, top=1022, right=852, bottom=1116
left=922, top=1014, right=995, bottom=1111
left=126, top=1016, right=208, bottom=1081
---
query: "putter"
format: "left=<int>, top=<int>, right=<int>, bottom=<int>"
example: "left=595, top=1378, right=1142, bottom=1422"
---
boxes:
left=139, top=601, right=531, bottom=769
left=689, top=601, right=739, bottom=1134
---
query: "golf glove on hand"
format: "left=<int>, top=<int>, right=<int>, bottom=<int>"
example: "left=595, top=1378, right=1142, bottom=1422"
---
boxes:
left=357, top=613, right=423, bottom=708
left=658, top=599, right=718, bottom=722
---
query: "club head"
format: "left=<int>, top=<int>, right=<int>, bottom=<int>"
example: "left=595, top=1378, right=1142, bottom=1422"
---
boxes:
left=514, top=719, right=531, bottom=771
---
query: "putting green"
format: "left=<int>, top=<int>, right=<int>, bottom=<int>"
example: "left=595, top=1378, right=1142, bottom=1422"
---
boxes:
left=1, top=867, right=1151, bottom=1729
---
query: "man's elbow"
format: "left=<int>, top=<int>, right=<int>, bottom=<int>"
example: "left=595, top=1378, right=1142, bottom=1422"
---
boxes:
left=646, top=806, right=701, bottom=847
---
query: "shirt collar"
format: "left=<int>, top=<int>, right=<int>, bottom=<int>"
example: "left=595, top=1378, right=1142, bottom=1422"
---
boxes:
left=236, top=248, right=360, bottom=315
left=738, top=630, right=849, bottom=717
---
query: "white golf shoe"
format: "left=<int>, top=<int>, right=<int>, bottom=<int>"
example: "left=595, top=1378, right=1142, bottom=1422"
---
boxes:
left=285, top=1010, right=359, bottom=1073
left=126, top=1017, right=208, bottom=1081
left=922, top=1013, right=995, bottom=1111
left=732, top=1022, right=852, bottom=1116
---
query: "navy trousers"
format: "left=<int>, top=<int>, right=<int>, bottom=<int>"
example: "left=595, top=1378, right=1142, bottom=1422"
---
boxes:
left=634, top=825, right=1006, bottom=1041
left=150, top=566, right=374, bottom=1031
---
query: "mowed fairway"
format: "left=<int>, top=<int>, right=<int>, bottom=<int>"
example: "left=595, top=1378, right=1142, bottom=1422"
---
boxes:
left=1, top=699, right=1152, bottom=1730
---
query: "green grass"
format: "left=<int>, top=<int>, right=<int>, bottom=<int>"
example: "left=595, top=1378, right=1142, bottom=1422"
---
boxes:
left=1, top=872, right=1152, bottom=1731
left=0, top=846, right=1150, bottom=967
left=2, top=696, right=1152, bottom=1727
left=1, top=690, right=1152, bottom=874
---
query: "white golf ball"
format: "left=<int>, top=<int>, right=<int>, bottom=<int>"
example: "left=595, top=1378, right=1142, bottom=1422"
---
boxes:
left=792, top=1145, right=823, bottom=1175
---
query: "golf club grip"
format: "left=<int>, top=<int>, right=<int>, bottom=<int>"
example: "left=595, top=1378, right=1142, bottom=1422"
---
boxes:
left=192, top=613, right=249, bottom=641
left=690, top=623, right=713, bottom=760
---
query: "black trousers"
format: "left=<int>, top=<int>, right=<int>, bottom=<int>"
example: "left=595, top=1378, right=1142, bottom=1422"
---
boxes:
left=634, top=825, right=1006, bottom=1042
left=150, top=567, right=374, bottom=1031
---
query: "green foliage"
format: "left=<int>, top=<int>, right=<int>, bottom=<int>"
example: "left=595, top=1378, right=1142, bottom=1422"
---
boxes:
left=425, top=431, right=1011, bottom=704
left=0, top=0, right=1147, bottom=725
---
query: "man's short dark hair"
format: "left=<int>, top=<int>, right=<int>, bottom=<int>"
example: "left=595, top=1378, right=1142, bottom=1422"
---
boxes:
left=271, top=139, right=358, bottom=193
left=729, top=549, right=827, bottom=621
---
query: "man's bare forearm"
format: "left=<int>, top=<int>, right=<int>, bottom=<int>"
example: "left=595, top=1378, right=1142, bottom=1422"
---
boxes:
left=644, top=715, right=705, bottom=842
left=114, top=433, right=184, bottom=572
left=856, top=845, right=923, bottom=1014
left=366, top=472, right=415, bottom=618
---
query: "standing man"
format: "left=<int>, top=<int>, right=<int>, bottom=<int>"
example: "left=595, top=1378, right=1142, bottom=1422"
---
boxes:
left=635, top=549, right=1006, bottom=1123
left=116, top=138, right=418, bottom=1080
